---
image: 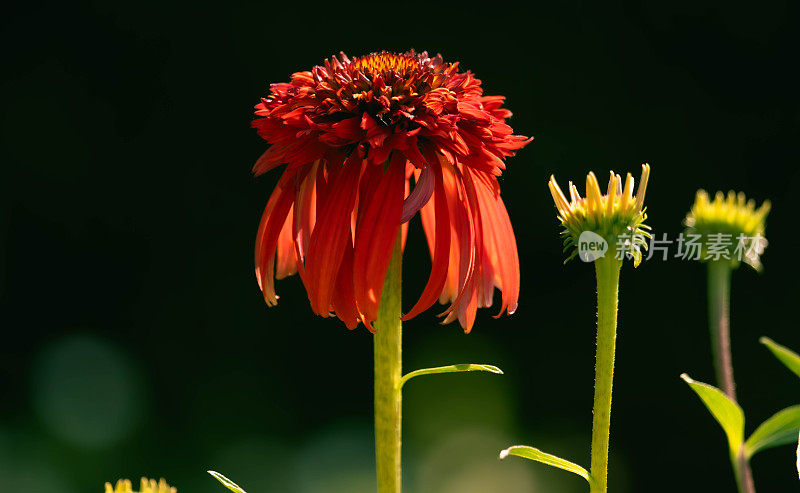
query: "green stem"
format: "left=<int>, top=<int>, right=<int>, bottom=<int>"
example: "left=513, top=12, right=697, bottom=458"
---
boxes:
left=708, top=261, right=736, bottom=401
left=589, top=255, right=621, bottom=493
left=374, top=238, right=403, bottom=493
left=733, top=449, right=756, bottom=493
left=707, top=260, right=755, bottom=493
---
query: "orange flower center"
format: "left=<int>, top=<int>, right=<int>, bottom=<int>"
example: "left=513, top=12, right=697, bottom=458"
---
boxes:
left=352, top=52, right=425, bottom=77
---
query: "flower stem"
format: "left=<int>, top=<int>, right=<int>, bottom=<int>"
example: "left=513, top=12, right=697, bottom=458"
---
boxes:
left=733, top=449, right=756, bottom=493
left=374, top=238, right=403, bottom=493
left=707, top=260, right=756, bottom=493
left=589, top=255, right=622, bottom=493
left=707, top=260, right=736, bottom=401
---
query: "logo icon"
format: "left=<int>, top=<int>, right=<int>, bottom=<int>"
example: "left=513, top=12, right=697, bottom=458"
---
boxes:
left=578, top=231, right=608, bottom=262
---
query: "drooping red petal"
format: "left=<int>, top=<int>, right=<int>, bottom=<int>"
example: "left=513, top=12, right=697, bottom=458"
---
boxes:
left=304, top=154, right=363, bottom=316
left=446, top=164, right=485, bottom=332
left=353, top=152, right=406, bottom=329
left=436, top=157, right=477, bottom=323
left=275, top=204, right=297, bottom=280
left=403, top=150, right=451, bottom=321
left=355, top=160, right=385, bottom=230
left=474, top=175, right=520, bottom=316
left=332, top=240, right=360, bottom=329
left=255, top=170, right=298, bottom=305
left=400, top=164, right=434, bottom=223
left=400, top=164, right=411, bottom=250
left=448, top=274, right=479, bottom=332
left=292, top=160, right=319, bottom=282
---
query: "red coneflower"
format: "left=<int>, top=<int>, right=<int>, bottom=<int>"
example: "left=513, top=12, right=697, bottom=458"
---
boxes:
left=251, top=50, right=530, bottom=493
left=253, top=50, right=530, bottom=332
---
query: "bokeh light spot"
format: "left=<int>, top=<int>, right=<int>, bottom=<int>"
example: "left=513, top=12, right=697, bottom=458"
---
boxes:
left=31, top=334, right=143, bottom=449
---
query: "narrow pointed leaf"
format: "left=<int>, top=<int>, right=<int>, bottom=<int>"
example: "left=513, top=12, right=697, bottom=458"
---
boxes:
left=681, top=374, right=744, bottom=455
left=399, top=363, right=503, bottom=388
left=744, top=405, right=800, bottom=458
left=208, top=471, right=247, bottom=493
left=499, top=445, right=592, bottom=484
left=761, top=337, right=800, bottom=380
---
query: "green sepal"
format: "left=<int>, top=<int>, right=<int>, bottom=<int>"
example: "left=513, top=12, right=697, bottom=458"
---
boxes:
left=760, top=337, right=800, bottom=380
left=499, top=445, right=592, bottom=484
left=208, top=471, right=247, bottom=493
left=399, top=363, right=502, bottom=388
left=681, top=374, right=744, bottom=457
left=745, top=405, right=800, bottom=458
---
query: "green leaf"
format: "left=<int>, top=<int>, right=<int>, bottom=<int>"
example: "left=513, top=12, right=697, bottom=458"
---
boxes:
left=681, top=374, right=745, bottom=455
left=760, top=337, right=800, bottom=380
left=499, top=445, right=592, bottom=484
left=208, top=471, right=247, bottom=493
left=399, top=363, right=503, bottom=388
left=744, top=405, right=800, bottom=458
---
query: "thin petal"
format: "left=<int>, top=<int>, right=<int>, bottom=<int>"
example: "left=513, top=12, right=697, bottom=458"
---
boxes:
left=275, top=204, right=297, bottom=280
left=332, top=240, right=359, bottom=329
left=436, top=157, right=477, bottom=324
left=292, top=160, right=319, bottom=282
left=400, top=165, right=434, bottom=223
left=473, top=170, right=520, bottom=317
left=451, top=166, right=485, bottom=331
left=255, top=170, right=298, bottom=305
left=404, top=150, right=451, bottom=321
left=304, top=154, right=363, bottom=315
left=353, top=153, right=406, bottom=328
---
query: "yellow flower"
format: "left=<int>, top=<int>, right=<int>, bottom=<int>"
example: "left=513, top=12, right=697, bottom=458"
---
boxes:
left=548, top=164, right=651, bottom=266
left=104, top=478, right=176, bottom=493
left=684, top=190, right=770, bottom=271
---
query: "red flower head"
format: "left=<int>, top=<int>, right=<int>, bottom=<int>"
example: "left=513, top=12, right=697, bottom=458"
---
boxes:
left=253, top=50, right=531, bottom=332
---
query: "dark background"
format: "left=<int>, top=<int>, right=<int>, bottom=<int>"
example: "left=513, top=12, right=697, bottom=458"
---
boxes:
left=2, top=1, right=799, bottom=492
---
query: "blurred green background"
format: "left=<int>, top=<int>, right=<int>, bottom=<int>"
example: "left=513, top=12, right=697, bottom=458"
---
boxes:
left=2, top=1, right=799, bottom=491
